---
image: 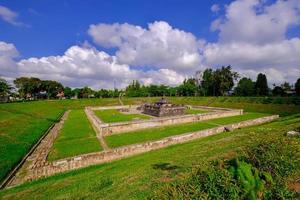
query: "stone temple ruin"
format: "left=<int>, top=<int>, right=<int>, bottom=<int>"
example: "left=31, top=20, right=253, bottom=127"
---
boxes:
left=141, top=98, right=186, bottom=117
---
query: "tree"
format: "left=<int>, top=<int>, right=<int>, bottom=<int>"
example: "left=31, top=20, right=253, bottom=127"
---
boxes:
left=64, top=87, right=73, bottom=99
left=295, top=78, right=300, bottom=96
left=272, top=86, right=284, bottom=96
left=0, top=78, right=12, bottom=101
left=281, top=82, right=291, bottom=92
left=126, top=80, right=142, bottom=97
left=201, top=69, right=214, bottom=96
left=80, top=86, right=94, bottom=98
left=40, top=80, right=64, bottom=99
left=234, top=77, right=255, bottom=96
left=177, top=78, right=198, bottom=96
left=213, top=66, right=239, bottom=96
left=14, top=77, right=42, bottom=99
left=255, top=73, right=268, bottom=96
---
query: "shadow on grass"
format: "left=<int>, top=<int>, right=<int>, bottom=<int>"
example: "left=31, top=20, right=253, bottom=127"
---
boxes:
left=152, top=163, right=180, bottom=171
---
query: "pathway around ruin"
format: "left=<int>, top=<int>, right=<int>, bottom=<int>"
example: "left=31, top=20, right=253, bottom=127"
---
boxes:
left=5, top=110, right=70, bottom=188
left=85, top=107, right=110, bottom=150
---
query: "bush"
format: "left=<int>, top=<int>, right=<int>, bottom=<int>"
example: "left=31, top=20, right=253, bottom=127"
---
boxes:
left=151, top=138, right=299, bottom=199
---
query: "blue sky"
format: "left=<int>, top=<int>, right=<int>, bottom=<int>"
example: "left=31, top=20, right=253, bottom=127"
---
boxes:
left=0, top=0, right=227, bottom=58
left=0, top=0, right=300, bottom=89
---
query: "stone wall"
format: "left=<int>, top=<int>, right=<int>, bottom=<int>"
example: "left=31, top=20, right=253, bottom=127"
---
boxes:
left=99, top=109, right=243, bottom=136
left=17, top=115, right=278, bottom=184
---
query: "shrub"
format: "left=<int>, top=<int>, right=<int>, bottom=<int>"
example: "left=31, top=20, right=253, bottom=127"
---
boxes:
left=151, top=138, right=299, bottom=199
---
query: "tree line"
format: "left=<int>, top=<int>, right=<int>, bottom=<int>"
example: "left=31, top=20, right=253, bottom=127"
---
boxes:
left=1, top=66, right=300, bottom=102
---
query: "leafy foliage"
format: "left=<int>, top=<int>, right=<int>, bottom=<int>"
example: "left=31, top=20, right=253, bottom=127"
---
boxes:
left=234, top=77, right=255, bottom=96
left=295, top=78, right=300, bottom=96
left=255, top=73, right=269, bottom=96
left=152, top=138, right=299, bottom=200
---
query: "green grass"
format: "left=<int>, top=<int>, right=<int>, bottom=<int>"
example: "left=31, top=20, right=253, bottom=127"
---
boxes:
left=47, top=109, right=102, bottom=161
left=94, top=109, right=151, bottom=123
left=1, top=113, right=299, bottom=200
left=170, top=97, right=300, bottom=116
left=0, top=97, right=299, bottom=191
left=105, top=112, right=268, bottom=148
left=184, top=108, right=208, bottom=115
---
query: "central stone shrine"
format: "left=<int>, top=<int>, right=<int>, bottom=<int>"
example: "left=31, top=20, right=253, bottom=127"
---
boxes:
left=141, top=98, right=186, bottom=117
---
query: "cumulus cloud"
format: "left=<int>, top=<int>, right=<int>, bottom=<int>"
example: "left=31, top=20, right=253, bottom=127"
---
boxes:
left=211, top=4, right=220, bottom=13
left=0, top=41, right=19, bottom=77
left=88, top=21, right=202, bottom=72
left=0, top=44, right=183, bottom=89
left=0, top=5, right=26, bottom=27
left=1, top=0, right=300, bottom=89
left=212, top=0, right=300, bottom=44
left=206, top=0, right=300, bottom=84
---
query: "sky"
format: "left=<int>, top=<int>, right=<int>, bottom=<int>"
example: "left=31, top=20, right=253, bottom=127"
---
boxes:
left=0, top=0, right=300, bottom=89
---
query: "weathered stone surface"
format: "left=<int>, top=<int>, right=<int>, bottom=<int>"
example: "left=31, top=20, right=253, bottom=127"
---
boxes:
left=287, top=130, right=300, bottom=136
left=99, top=109, right=243, bottom=136
left=142, top=98, right=186, bottom=117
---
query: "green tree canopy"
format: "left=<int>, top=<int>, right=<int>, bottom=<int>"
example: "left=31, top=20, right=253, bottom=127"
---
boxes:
left=255, top=73, right=268, bottom=96
left=14, top=77, right=42, bottom=98
left=295, top=78, right=300, bottom=96
left=272, top=86, right=284, bottom=96
left=234, top=77, right=255, bottom=96
left=0, top=78, right=12, bottom=97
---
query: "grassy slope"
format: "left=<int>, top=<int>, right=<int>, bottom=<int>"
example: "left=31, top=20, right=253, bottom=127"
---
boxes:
left=94, top=109, right=151, bottom=123
left=0, top=96, right=299, bottom=196
left=0, top=99, right=121, bottom=182
left=0, top=101, right=63, bottom=181
left=169, top=96, right=300, bottom=116
left=1, top=113, right=299, bottom=199
left=105, top=112, right=267, bottom=148
left=47, top=109, right=102, bottom=161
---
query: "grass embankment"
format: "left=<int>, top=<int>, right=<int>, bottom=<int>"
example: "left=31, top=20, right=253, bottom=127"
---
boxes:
left=48, top=109, right=102, bottom=161
left=105, top=113, right=268, bottom=148
left=94, top=109, right=151, bottom=123
left=0, top=102, right=63, bottom=182
left=170, top=96, right=300, bottom=116
left=0, top=99, right=123, bottom=182
left=1, top=113, right=299, bottom=199
left=0, top=97, right=299, bottom=194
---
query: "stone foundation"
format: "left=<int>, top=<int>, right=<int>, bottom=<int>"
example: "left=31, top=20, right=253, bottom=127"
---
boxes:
left=91, top=106, right=243, bottom=136
left=6, top=113, right=278, bottom=188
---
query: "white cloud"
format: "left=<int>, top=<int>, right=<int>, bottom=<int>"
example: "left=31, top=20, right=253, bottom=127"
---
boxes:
left=211, top=4, right=220, bottom=13
left=16, top=45, right=141, bottom=89
left=205, top=0, right=300, bottom=84
left=0, top=45, right=182, bottom=89
left=0, top=5, right=26, bottom=26
left=1, top=0, right=300, bottom=89
left=0, top=41, right=19, bottom=77
left=88, top=21, right=202, bottom=72
left=212, top=0, right=300, bottom=44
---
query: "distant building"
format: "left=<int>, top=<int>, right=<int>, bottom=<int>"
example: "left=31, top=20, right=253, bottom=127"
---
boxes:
left=56, top=91, right=65, bottom=99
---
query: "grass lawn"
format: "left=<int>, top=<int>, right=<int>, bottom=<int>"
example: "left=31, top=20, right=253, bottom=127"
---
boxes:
left=105, top=112, right=268, bottom=148
left=94, top=109, right=151, bottom=123
left=184, top=108, right=208, bottom=115
left=0, top=102, right=63, bottom=182
left=0, top=97, right=299, bottom=188
left=1, top=113, right=299, bottom=200
left=47, top=109, right=102, bottom=161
